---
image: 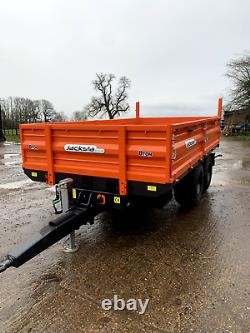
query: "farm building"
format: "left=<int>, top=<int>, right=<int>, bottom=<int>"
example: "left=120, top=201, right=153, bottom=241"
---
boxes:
left=223, top=108, right=249, bottom=126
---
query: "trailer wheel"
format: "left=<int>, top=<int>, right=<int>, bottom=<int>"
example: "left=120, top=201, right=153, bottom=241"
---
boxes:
left=203, top=156, right=213, bottom=192
left=174, top=164, right=204, bottom=207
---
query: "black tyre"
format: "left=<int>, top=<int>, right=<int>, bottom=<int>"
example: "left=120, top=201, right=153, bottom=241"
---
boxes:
left=174, top=164, right=204, bottom=207
left=203, top=156, right=213, bottom=192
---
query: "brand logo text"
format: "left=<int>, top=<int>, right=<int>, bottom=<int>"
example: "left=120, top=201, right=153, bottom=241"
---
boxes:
left=64, top=144, right=105, bottom=154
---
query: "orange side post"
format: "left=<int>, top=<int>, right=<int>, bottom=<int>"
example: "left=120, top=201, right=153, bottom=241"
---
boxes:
left=45, top=125, right=55, bottom=185
left=217, top=97, right=223, bottom=119
left=136, top=101, right=140, bottom=121
left=165, top=125, right=172, bottom=183
left=118, top=127, right=127, bottom=195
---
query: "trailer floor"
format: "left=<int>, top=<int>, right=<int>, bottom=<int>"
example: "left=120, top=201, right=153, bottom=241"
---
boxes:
left=0, top=138, right=249, bottom=333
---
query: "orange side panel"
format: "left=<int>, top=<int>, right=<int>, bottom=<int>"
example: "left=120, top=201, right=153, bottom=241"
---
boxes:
left=171, top=119, right=220, bottom=180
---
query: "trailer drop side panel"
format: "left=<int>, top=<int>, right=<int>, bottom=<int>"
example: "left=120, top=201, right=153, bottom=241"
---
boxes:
left=171, top=118, right=220, bottom=180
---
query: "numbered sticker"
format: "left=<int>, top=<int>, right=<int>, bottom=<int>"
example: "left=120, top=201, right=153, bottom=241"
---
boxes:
left=114, top=196, right=120, bottom=204
left=147, top=185, right=157, bottom=192
left=72, top=188, right=77, bottom=199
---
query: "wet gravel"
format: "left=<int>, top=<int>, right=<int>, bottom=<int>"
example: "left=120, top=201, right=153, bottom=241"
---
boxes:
left=0, top=137, right=250, bottom=333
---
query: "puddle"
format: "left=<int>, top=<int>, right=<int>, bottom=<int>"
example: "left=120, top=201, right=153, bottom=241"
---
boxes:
left=229, top=159, right=250, bottom=170
left=212, top=178, right=250, bottom=187
left=213, top=157, right=250, bottom=187
left=2, top=141, right=21, bottom=146
left=0, top=179, right=33, bottom=189
left=3, top=153, right=20, bottom=158
left=242, top=159, right=250, bottom=170
left=0, top=153, right=21, bottom=166
left=3, top=161, right=20, bottom=166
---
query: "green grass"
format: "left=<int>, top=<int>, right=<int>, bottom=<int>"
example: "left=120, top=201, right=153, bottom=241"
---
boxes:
left=236, top=135, right=250, bottom=141
left=5, top=133, right=20, bottom=142
left=3, top=129, right=20, bottom=142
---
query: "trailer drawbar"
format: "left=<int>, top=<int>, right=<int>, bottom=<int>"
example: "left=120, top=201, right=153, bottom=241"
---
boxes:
left=0, top=178, right=98, bottom=273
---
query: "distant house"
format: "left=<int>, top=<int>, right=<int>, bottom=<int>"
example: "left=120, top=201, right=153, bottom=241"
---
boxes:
left=223, top=108, right=249, bottom=126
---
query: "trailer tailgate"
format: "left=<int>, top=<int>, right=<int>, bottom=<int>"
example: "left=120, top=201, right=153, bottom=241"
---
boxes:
left=20, top=123, right=171, bottom=194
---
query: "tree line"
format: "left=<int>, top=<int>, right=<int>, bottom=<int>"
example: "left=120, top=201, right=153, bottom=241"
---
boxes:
left=0, top=73, right=131, bottom=141
left=225, top=52, right=250, bottom=112
left=1, top=50, right=250, bottom=141
left=222, top=52, right=250, bottom=135
left=0, top=97, right=68, bottom=136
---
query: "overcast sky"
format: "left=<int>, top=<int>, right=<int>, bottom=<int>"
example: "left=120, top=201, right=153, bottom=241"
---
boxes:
left=0, top=0, right=249, bottom=118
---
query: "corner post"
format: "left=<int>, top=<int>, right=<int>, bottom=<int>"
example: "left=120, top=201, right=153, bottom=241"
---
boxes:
left=136, top=101, right=140, bottom=122
left=45, top=125, right=55, bottom=185
left=118, top=127, right=127, bottom=196
left=217, top=97, right=223, bottom=119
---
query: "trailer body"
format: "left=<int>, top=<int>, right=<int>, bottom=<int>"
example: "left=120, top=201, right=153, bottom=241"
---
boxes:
left=20, top=105, right=221, bottom=206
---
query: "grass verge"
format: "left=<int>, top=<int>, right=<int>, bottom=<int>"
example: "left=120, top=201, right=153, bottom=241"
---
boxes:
left=234, top=135, right=250, bottom=141
left=4, top=134, right=20, bottom=143
left=3, top=129, right=20, bottom=143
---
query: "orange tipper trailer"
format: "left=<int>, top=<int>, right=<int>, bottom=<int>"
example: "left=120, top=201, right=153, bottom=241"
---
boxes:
left=0, top=99, right=222, bottom=273
left=21, top=99, right=222, bottom=205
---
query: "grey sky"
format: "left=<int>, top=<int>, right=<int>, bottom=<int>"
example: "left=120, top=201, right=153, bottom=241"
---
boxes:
left=0, top=0, right=249, bottom=118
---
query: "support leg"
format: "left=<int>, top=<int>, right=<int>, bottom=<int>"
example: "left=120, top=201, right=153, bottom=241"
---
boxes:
left=56, top=178, right=80, bottom=253
left=63, top=231, right=79, bottom=253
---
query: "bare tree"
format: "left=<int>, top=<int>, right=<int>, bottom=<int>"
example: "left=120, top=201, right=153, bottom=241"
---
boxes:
left=30, top=100, right=42, bottom=123
left=13, top=97, right=26, bottom=125
left=72, top=110, right=87, bottom=121
left=85, top=73, right=131, bottom=119
left=23, top=98, right=37, bottom=123
left=0, top=97, right=63, bottom=137
left=9, top=97, right=15, bottom=133
left=38, top=99, right=56, bottom=122
left=0, top=99, right=12, bottom=138
left=0, top=100, right=6, bottom=141
left=226, top=52, right=250, bottom=111
left=51, top=111, right=67, bottom=122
